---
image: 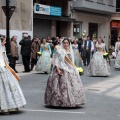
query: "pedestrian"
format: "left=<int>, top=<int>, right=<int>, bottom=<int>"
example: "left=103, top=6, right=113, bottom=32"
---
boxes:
left=72, top=38, right=83, bottom=67
left=19, top=34, right=32, bottom=72
left=88, top=37, right=111, bottom=76
left=114, top=37, right=120, bottom=69
left=10, top=36, right=19, bottom=73
left=0, top=37, right=26, bottom=114
left=31, top=37, right=40, bottom=71
left=44, top=38, right=85, bottom=107
left=36, top=38, right=52, bottom=74
left=83, top=36, right=94, bottom=66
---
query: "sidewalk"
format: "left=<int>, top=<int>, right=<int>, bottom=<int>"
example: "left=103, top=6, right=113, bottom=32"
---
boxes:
left=16, top=64, right=40, bottom=77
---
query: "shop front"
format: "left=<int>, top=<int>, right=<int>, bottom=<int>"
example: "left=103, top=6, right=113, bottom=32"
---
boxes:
left=111, top=21, right=120, bottom=46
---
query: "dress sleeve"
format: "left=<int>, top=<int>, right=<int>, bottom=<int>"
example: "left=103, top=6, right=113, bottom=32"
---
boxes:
left=91, top=41, right=94, bottom=51
left=48, top=44, right=52, bottom=54
left=115, top=42, right=117, bottom=53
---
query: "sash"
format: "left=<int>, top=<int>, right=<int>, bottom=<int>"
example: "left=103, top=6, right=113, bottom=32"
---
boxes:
left=55, top=46, right=76, bottom=68
left=43, top=46, right=50, bottom=53
left=97, top=47, right=105, bottom=54
left=3, top=53, right=20, bottom=81
left=5, top=62, right=21, bottom=81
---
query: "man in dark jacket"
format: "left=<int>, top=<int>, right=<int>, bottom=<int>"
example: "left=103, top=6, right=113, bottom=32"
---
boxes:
left=19, top=34, right=32, bottom=72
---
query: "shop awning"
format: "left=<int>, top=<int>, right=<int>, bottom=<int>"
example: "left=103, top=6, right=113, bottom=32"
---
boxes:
left=33, top=13, right=76, bottom=22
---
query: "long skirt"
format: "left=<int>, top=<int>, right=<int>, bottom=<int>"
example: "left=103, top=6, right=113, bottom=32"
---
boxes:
left=36, top=51, right=51, bottom=73
left=88, top=52, right=111, bottom=76
left=0, top=68, right=26, bottom=113
left=44, top=67, right=86, bottom=107
left=115, top=51, right=120, bottom=69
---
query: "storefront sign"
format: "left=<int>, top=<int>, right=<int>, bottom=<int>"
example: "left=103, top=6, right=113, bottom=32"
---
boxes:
left=111, top=21, right=120, bottom=28
left=34, top=4, right=50, bottom=15
left=34, top=3, right=62, bottom=16
left=50, top=6, right=62, bottom=16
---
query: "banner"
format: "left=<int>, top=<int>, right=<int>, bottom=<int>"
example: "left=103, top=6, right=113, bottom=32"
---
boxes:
left=34, top=3, right=62, bottom=16
left=34, top=3, right=50, bottom=15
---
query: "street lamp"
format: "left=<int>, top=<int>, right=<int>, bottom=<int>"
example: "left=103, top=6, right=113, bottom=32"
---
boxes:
left=1, top=0, right=16, bottom=62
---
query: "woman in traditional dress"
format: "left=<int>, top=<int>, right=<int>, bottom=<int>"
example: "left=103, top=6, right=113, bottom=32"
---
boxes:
left=0, top=37, right=26, bottom=114
left=44, top=38, right=85, bottom=107
left=114, top=37, right=120, bottom=69
left=36, top=38, right=51, bottom=73
left=88, top=37, right=110, bottom=76
left=72, top=39, right=83, bottom=67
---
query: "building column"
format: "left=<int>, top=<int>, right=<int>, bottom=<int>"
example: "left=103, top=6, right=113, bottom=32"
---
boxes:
left=70, top=22, right=73, bottom=38
left=51, top=21, right=56, bottom=37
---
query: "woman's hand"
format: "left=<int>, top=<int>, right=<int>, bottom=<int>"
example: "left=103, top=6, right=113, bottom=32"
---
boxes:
left=56, top=66, right=63, bottom=76
left=58, top=70, right=63, bottom=76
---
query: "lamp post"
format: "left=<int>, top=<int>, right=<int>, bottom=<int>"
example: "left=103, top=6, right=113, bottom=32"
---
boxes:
left=2, top=0, right=16, bottom=62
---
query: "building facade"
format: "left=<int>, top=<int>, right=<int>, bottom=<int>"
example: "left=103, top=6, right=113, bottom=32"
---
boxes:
left=72, top=0, right=116, bottom=48
left=111, top=0, right=120, bottom=46
left=33, top=0, right=74, bottom=38
left=0, top=0, right=33, bottom=62
left=33, top=0, right=116, bottom=48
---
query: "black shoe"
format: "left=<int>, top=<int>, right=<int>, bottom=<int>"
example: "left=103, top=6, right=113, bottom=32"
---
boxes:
left=84, top=64, right=86, bottom=66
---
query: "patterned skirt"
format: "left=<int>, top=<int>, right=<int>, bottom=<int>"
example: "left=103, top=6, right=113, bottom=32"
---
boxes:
left=0, top=68, right=26, bottom=113
left=44, top=67, right=86, bottom=107
left=88, top=52, right=111, bottom=76
left=115, top=51, right=120, bottom=69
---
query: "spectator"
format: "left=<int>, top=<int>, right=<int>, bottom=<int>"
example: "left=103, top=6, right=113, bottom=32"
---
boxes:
left=10, top=36, right=19, bottom=73
left=31, top=37, right=40, bottom=71
left=19, top=34, right=32, bottom=72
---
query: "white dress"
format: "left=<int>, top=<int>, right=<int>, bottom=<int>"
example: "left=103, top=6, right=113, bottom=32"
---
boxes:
left=0, top=46, right=26, bottom=113
left=88, top=43, right=111, bottom=76
left=115, top=42, right=120, bottom=69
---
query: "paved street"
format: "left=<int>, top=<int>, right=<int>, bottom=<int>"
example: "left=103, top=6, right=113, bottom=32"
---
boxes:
left=1, top=60, right=120, bottom=120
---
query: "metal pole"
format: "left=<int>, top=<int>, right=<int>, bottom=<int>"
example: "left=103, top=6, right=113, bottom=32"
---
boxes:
left=6, top=0, right=11, bottom=61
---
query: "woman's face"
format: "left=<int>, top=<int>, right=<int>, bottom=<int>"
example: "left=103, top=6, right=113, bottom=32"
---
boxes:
left=43, top=39, right=46, bottom=44
left=74, top=40, right=77, bottom=44
left=63, top=40, right=69, bottom=49
left=2, top=38, right=6, bottom=46
left=98, top=38, right=102, bottom=43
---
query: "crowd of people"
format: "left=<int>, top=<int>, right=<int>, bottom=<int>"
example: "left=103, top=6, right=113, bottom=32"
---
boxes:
left=1, top=33, right=120, bottom=113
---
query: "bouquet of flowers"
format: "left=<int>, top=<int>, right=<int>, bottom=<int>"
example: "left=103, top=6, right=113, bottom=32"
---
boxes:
left=77, top=67, right=84, bottom=76
left=103, top=52, right=109, bottom=58
left=37, top=52, right=42, bottom=56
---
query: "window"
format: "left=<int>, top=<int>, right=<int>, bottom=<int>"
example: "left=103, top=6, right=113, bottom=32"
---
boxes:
left=116, top=0, right=120, bottom=12
left=108, top=0, right=113, bottom=6
left=97, top=0, right=103, bottom=4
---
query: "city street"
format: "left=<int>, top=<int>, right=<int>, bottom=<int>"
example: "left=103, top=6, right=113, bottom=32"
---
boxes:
left=1, top=60, right=120, bottom=120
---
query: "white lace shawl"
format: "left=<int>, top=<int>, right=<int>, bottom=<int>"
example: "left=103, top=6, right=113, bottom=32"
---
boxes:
left=54, top=48, right=75, bottom=73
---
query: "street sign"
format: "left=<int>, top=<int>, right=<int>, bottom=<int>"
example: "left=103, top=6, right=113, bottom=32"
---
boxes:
left=1, top=0, right=16, bottom=19
left=2, top=0, right=15, bottom=6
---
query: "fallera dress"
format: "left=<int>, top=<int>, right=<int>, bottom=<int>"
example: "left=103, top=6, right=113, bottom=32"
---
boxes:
left=44, top=47, right=86, bottom=107
left=88, top=42, right=111, bottom=76
left=0, top=45, right=26, bottom=113
left=72, top=44, right=82, bottom=67
left=114, top=42, right=120, bottom=69
left=36, top=43, right=52, bottom=73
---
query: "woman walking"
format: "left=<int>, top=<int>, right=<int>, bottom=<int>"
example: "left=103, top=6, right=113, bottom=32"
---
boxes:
left=36, top=38, right=52, bottom=73
left=0, top=37, right=26, bottom=114
left=114, top=37, right=120, bottom=69
left=88, top=37, right=111, bottom=76
left=45, top=38, right=85, bottom=107
left=72, top=39, right=83, bottom=67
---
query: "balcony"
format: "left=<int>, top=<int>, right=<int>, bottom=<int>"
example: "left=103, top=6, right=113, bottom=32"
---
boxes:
left=72, top=0, right=116, bottom=15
